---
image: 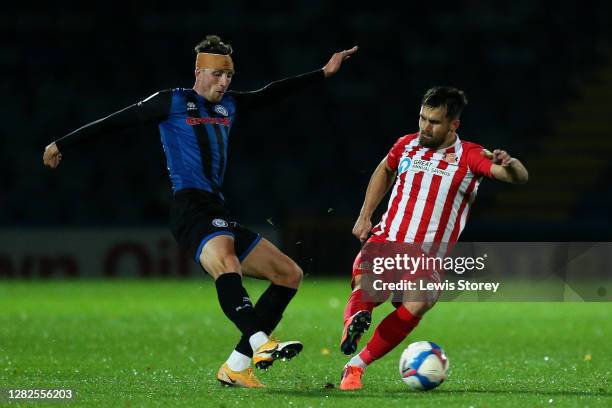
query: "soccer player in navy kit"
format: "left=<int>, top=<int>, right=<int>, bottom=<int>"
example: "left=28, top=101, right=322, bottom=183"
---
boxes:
left=43, top=35, right=357, bottom=388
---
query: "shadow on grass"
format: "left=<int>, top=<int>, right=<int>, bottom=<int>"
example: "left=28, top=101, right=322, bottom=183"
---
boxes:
left=265, top=387, right=612, bottom=399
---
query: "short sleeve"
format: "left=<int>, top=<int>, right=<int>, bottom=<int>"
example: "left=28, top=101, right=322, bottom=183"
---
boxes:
left=386, top=135, right=415, bottom=171
left=465, top=145, right=493, bottom=178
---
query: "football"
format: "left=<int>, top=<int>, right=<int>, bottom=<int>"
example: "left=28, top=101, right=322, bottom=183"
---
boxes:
left=399, top=341, right=449, bottom=390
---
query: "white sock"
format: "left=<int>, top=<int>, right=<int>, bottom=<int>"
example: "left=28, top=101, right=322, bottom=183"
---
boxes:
left=249, top=331, right=269, bottom=352
left=347, top=354, right=368, bottom=369
left=226, top=350, right=251, bottom=372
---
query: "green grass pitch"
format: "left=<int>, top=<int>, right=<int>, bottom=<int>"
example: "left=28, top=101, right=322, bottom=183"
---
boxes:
left=1, top=279, right=610, bottom=407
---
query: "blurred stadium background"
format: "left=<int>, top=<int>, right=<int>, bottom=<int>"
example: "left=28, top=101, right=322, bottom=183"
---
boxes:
left=2, top=1, right=612, bottom=278
left=2, top=4, right=611, bottom=407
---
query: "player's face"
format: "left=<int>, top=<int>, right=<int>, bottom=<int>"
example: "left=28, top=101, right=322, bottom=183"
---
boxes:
left=197, top=69, right=233, bottom=103
left=418, top=106, right=459, bottom=149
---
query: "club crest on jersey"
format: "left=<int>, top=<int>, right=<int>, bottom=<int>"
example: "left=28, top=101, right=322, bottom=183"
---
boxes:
left=214, top=105, right=229, bottom=117
left=212, top=218, right=229, bottom=228
left=398, top=157, right=412, bottom=174
left=186, top=101, right=198, bottom=111
left=443, top=152, right=457, bottom=164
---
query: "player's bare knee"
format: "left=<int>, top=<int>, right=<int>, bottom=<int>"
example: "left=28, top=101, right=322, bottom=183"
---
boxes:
left=199, top=252, right=241, bottom=278
left=288, top=261, right=304, bottom=287
left=402, top=301, right=432, bottom=317
left=353, top=274, right=362, bottom=290
left=273, top=259, right=303, bottom=288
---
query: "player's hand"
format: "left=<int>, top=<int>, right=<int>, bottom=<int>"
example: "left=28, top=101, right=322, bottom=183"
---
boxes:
left=352, top=216, right=372, bottom=243
left=481, top=148, right=516, bottom=167
left=323, top=46, right=358, bottom=78
left=43, top=142, right=62, bottom=169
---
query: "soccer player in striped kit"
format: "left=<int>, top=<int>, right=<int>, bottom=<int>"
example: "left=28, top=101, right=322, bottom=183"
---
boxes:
left=339, top=86, right=528, bottom=390
left=43, top=35, right=357, bottom=388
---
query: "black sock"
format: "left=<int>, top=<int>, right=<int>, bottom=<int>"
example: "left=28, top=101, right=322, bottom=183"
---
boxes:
left=235, top=284, right=298, bottom=357
left=215, top=273, right=260, bottom=337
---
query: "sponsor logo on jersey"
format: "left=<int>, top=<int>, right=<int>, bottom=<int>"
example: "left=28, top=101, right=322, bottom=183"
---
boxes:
left=186, top=117, right=230, bottom=126
left=443, top=152, right=457, bottom=164
left=212, top=218, right=229, bottom=228
left=398, top=157, right=412, bottom=174
left=214, top=105, right=229, bottom=117
left=187, top=101, right=198, bottom=111
left=409, top=159, right=452, bottom=177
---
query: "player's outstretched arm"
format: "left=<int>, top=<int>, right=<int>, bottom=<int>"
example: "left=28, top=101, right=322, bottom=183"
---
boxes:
left=230, top=46, right=358, bottom=110
left=482, top=149, right=529, bottom=184
left=42, top=91, right=171, bottom=169
left=353, top=157, right=396, bottom=242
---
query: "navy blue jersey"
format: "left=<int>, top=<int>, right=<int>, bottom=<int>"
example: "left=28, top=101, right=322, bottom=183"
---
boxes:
left=54, top=69, right=325, bottom=200
left=160, top=88, right=236, bottom=198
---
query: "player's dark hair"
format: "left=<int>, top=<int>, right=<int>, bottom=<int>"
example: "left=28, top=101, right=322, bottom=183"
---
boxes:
left=422, top=86, right=468, bottom=119
left=194, top=35, right=233, bottom=55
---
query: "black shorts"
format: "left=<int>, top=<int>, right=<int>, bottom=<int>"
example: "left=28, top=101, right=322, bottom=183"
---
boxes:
left=170, top=189, right=261, bottom=264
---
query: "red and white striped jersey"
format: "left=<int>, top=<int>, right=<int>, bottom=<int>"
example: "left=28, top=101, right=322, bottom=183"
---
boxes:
left=372, top=132, right=493, bottom=254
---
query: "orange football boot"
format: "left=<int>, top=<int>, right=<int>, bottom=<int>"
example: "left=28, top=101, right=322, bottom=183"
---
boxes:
left=339, top=365, right=365, bottom=390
